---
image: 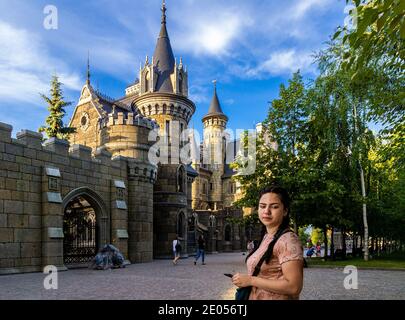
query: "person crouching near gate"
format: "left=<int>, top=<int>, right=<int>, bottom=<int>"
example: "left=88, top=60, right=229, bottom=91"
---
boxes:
left=232, top=185, right=304, bottom=300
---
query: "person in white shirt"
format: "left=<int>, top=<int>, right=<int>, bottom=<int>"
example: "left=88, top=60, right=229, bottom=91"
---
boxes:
left=172, top=236, right=181, bottom=265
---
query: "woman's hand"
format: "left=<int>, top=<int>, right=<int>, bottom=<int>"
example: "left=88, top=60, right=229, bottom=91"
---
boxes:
left=232, top=273, right=252, bottom=288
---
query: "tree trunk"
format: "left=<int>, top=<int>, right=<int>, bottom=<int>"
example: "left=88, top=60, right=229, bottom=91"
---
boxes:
left=359, top=164, right=369, bottom=261
left=342, top=227, right=347, bottom=259
left=331, top=227, right=335, bottom=260
left=323, top=226, right=328, bottom=260
left=353, top=103, right=369, bottom=261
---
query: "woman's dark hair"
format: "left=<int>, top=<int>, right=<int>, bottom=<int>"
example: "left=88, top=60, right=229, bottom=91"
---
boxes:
left=245, top=185, right=291, bottom=263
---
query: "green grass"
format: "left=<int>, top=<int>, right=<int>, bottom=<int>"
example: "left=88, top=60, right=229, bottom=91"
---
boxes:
left=306, top=251, right=405, bottom=269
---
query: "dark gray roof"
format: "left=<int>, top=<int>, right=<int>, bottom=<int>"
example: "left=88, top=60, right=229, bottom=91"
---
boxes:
left=222, top=164, right=236, bottom=178
left=152, top=4, right=175, bottom=93
left=186, top=164, right=198, bottom=177
left=93, top=90, right=132, bottom=115
left=202, top=86, right=228, bottom=121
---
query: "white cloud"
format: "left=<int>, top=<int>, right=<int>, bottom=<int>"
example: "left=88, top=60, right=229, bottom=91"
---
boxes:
left=174, top=10, right=252, bottom=56
left=189, top=85, right=210, bottom=104
left=245, top=50, right=316, bottom=78
left=0, top=21, right=82, bottom=105
left=292, top=0, right=332, bottom=19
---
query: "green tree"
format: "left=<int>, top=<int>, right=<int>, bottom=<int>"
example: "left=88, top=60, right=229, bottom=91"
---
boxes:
left=311, top=228, right=324, bottom=246
left=334, top=0, right=405, bottom=169
left=232, top=71, right=309, bottom=233
left=336, top=0, right=404, bottom=77
left=39, top=75, right=76, bottom=140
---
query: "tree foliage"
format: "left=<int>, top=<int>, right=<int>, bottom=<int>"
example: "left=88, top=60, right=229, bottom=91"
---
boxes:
left=38, top=75, right=76, bottom=140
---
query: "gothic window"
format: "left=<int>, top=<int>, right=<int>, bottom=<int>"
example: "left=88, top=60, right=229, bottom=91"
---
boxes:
left=145, top=71, right=150, bottom=92
left=209, top=215, right=216, bottom=227
left=180, top=122, right=184, bottom=147
left=178, top=73, right=183, bottom=94
left=165, top=120, right=170, bottom=143
left=225, top=225, right=231, bottom=241
left=177, top=165, right=185, bottom=193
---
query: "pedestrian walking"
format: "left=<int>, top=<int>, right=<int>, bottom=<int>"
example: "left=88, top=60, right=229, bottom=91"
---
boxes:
left=247, top=240, right=255, bottom=254
left=172, top=236, right=181, bottom=265
left=194, top=235, right=206, bottom=265
left=231, top=185, right=304, bottom=300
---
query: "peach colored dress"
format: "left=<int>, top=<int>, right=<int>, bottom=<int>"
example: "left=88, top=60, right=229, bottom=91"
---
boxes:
left=246, top=232, right=303, bottom=300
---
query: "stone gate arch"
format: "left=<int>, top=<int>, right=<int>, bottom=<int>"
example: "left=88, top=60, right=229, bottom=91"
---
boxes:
left=62, top=187, right=110, bottom=265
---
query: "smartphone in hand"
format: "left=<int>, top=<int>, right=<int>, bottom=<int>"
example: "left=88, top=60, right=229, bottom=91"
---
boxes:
left=224, top=273, right=233, bottom=278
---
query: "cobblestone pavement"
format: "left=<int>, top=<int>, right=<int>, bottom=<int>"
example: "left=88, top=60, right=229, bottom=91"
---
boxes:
left=0, top=252, right=404, bottom=300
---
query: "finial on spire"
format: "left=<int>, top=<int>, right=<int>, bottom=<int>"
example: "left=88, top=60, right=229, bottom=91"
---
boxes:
left=212, top=79, right=217, bottom=90
left=145, top=55, right=149, bottom=65
left=86, top=51, right=91, bottom=85
left=161, top=0, right=167, bottom=24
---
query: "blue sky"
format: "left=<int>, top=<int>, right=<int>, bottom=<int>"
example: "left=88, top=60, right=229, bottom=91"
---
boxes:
left=0, top=0, right=348, bottom=138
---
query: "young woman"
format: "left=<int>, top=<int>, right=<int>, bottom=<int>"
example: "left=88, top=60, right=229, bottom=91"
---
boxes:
left=232, top=186, right=304, bottom=300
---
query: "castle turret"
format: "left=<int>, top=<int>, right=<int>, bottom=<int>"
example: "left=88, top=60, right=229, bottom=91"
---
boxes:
left=201, top=82, right=228, bottom=210
left=132, top=1, right=196, bottom=258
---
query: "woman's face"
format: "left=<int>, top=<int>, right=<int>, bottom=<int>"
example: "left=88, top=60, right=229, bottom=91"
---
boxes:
left=258, top=192, right=287, bottom=230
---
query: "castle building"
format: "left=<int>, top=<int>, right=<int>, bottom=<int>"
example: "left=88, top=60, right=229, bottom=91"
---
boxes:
left=0, top=2, right=244, bottom=274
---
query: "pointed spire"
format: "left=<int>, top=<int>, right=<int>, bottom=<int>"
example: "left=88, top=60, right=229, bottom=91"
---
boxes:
left=202, top=81, right=228, bottom=122
left=153, top=0, right=175, bottom=92
left=86, top=51, right=91, bottom=85
left=161, top=0, right=167, bottom=25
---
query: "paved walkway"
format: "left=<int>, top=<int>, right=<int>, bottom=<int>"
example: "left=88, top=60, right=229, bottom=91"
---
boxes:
left=0, top=252, right=404, bottom=300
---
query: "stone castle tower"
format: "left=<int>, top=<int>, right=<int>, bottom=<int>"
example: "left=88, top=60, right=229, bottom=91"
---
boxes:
left=0, top=1, right=245, bottom=275
left=132, top=2, right=195, bottom=258
left=71, top=1, right=196, bottom=259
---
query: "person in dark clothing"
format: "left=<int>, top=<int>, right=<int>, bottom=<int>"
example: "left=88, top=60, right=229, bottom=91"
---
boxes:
left=194, top=235, right=206, bottom=265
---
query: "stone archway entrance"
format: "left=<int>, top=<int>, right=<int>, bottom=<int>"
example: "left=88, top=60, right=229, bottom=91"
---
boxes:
left=62, top=188, right=109, bottom=266
left=63, top=196, right=97, bottom=264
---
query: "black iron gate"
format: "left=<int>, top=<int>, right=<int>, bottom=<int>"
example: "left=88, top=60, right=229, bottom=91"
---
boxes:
left=63, top=207, right=97, bottom=264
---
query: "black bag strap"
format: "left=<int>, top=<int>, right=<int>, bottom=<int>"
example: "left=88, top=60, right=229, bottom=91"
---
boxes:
left=252, top=228, right=292, bottom=276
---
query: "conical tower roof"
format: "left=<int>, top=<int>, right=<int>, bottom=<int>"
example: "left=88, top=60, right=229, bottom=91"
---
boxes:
left=202, top=82, right=228, bottom=122
left=152, top=1, right=175, bottom=93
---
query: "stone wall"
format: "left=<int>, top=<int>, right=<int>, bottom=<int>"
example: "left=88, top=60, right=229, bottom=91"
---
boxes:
left=0, top=122, right=155, bottom=274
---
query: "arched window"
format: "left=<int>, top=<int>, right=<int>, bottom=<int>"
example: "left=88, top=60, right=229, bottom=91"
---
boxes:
left=177, top=165, right=186, bottom=193
left=209, top=215, right=216, bottom=227
left=225, top=225, right=231, bottom=241
left=178, top=73, right=183, bottom=94
left=145, top=71, right=150, bottom=92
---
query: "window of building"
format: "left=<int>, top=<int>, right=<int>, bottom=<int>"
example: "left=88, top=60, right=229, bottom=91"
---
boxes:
left=165, top=120, right=170, bottom=143
left=145, top=71, right=150, bottom=92
left=210, top=183, right=213, bottom=191
left=177, top=166, right=185, bottom=193
left=178, top=73, right=183, bottom=94
left=48, top=177, right=59, bottom=191
left=116, top=188, right=125, bottom=201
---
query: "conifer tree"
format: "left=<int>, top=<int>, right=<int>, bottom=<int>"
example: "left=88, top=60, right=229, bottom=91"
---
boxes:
left=38, top=75, right=76, bottom=140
